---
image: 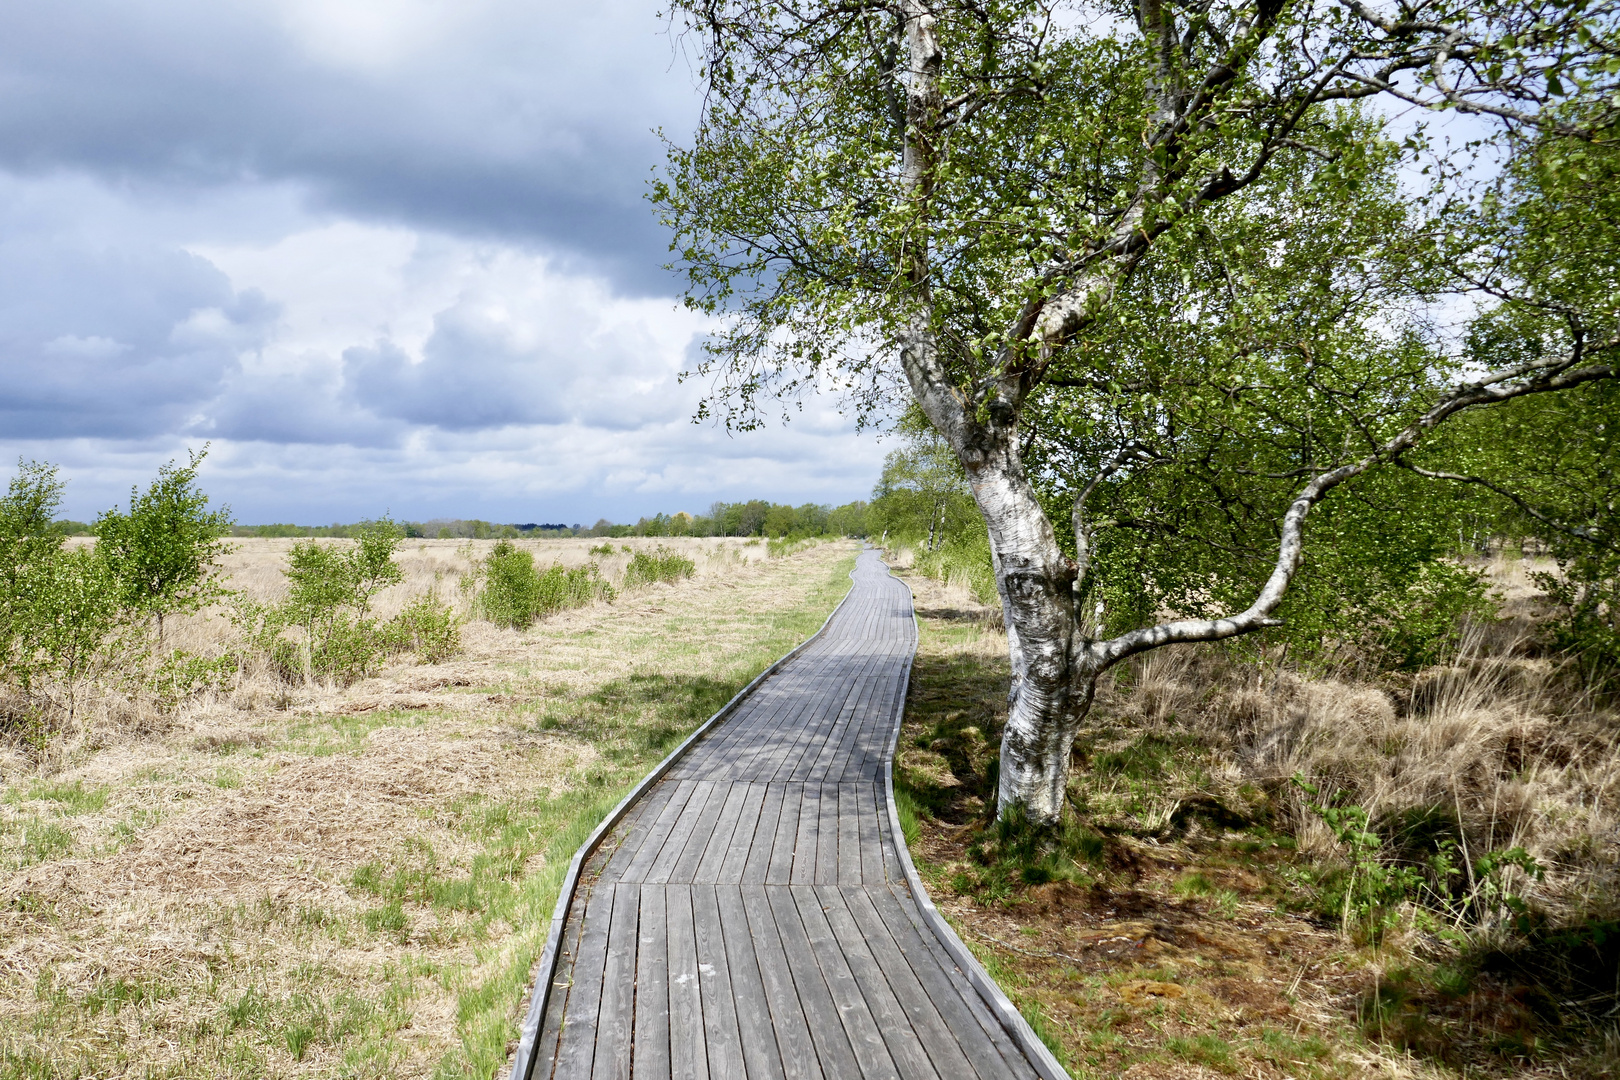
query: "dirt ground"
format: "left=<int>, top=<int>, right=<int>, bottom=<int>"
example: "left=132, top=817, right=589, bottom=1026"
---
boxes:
left=0, top=537, right=858, bottom=1080
left=893, top=569, right=1619, bottom=1080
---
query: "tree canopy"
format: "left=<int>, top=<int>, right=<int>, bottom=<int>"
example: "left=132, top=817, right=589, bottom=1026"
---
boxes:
left=657, top=0, right=1620, bottom=822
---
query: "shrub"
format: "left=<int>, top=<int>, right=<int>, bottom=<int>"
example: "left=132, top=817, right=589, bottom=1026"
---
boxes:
left=94, top=447, right=232, bottom=642
left=481, top=541, right=542, bottom=628
left=481, top=541, right=616, bottom=628
left=622, top=546, right=695, bottom=589
left=0, top=463, right=137, bottom=727
left=149, top=649, right=237, bottom=710
left=534, top=561, right=615, bottom=615
left=913, top=534, right=998, bottom=604
left=385, top=592, right=461, bottom=663
left=232, top=518, right=429, bottom=687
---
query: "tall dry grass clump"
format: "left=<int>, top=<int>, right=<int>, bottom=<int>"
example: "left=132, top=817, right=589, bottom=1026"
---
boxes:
left=1098, top=611, right=1620, bottom=936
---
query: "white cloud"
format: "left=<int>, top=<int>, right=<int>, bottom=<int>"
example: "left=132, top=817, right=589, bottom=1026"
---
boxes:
left=0, top=2, right=891, bottom=523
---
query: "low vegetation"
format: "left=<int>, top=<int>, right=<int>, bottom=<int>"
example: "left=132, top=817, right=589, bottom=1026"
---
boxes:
left=0, top=486, right=859, bottom=1079
left=894, top=563, right=1619, bottom=1079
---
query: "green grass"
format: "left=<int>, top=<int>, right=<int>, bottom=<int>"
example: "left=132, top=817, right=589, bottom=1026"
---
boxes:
left=2, top=819, right=75, bottom=869
left=7, top=779, right=108, bottom=814
left=431, top=549, right=859, bottom=1078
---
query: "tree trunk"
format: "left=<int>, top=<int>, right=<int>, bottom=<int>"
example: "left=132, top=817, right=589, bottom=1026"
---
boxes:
left=963, top=436, right=1094, bottom=824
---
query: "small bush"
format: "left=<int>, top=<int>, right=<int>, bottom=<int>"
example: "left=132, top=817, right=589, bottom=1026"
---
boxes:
left=481, top=541, right=542, bottom=629
left=385, top=592, right=461, bottom=663
left=622, top=546, right=695, bottom=589
left=150, top=649, right=237, bottom=710
left=534, top=561, right=616, bottom=616
left=228, top=519, right=438, bottom=687
left=480, top=541, right=615, bottom=628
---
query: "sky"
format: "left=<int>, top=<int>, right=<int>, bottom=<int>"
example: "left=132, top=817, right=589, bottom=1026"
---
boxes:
left=0, top=0, right=892, bottom=525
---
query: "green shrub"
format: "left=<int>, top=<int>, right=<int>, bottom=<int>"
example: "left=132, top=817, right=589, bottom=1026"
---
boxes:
left=0, top=463, right=139, bottom=726
left=535, top=561, right=616, bottom=615
left=385, top=592, right=461, bottom=663
left=481, top=541, right=615, bottom=628
left=94, top=447, right=232, bottom=642
left=913, top=534, right=998, bottom=604
left=622, top=546, right=695, bottom=589
left=481, top=541, right=542, bottom=628
left=150, top=649, right=237, bottom=709
left=228, top=519, right=440, bottom=687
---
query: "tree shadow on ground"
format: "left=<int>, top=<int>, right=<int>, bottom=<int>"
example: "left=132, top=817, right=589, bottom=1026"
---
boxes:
left=572, top=671, right=750, bottom=761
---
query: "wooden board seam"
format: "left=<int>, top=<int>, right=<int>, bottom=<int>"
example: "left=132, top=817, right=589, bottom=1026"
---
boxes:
left=506, top=556, right=865, bottom=1080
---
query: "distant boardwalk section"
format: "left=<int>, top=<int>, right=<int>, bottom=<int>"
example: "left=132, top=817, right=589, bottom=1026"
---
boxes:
left=523, top=548, right=1053, bottom=1080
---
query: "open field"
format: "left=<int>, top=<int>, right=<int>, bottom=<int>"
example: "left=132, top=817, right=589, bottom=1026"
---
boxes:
left=892, top=560, right=1620, bottom=1080
left=0, top=537, right=858, bottom=1079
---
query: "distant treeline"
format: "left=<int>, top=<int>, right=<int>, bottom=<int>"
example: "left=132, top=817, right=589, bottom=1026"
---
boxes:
left=214, top=501, right=873, bottom=541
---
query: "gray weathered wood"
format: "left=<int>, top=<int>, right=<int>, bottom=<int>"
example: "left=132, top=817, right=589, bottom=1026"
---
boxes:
left=528, top=549, right=1062, bottom=1080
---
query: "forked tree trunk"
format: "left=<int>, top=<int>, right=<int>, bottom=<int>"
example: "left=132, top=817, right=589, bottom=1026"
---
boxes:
left=964, top=445, right=1092, bottom=823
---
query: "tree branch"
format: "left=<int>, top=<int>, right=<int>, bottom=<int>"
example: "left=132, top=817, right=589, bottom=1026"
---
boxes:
left=1084, top=354, right=1618, bottom=671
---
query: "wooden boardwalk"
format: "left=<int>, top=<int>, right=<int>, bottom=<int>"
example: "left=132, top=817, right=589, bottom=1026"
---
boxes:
left=520, top=548, right=1054, bottom=1080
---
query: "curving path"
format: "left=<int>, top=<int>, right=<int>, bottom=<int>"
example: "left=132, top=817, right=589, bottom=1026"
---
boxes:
left=515, top=548, right=1060, bottom=1080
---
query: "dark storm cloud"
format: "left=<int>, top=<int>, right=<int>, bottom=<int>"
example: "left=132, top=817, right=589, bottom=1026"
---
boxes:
left=0, top=1, right=693, bottom=294
left=0, top=229, right=276, bottom=438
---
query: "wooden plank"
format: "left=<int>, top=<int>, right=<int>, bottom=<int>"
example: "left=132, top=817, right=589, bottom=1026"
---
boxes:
left=592, top=884, right=640, bottom=1080
left=632, top=886, right=672, bottom=1079
left=594, top=781, right=680, bottom=885
left=665, top=885, right=710, bottom=1080
left=615, top=779, right=700, bottom=884
left=763, top=886, right=865, bottom=1080
left=716, top=884, right=787, bottom=1080
left=691, top=781, right=750, bottom=883
left=716, top=783, right=768, bottom=884
left=858, top=781, right=884, bottom=885
left=838, top=784, right=863, bottom=884
left=742, top=886, right=826, bottom=1080
left=552, top=883, right=616, bottom=1078
left=841, top=886, right=982, bottom=1079
left=786, top=887, right=903, bottom=1080
left=734, top=681, right=818, bottom=783
left=802, top=655, right=882, bottom=783
left=789, top=783, right=821, bottom=886
left=810, top=885, right=940, bottom=1080
left=532, top=885, right=585, bottom=1080
left=879, top=882, right=1039, bottom=1077
left=815, top=782, right=842, bottom=884
left=691, top=885, right=747, bottom=1079
left=874, top=880, right=1036, bottom=1075
left=648, top=781, right=722, bottom=883
left=741, top=782, right=786, bottom=884
left=767, top=782, right=804, bottom=885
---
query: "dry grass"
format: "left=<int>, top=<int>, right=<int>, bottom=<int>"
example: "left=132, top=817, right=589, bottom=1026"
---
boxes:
left=0, top=537, right=857, bottom=1080
left=894, top=557, right=1620, bottom=1079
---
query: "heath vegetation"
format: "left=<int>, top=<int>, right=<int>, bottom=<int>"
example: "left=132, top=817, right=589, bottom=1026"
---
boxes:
left=0, top=456, right=861, bottom=1079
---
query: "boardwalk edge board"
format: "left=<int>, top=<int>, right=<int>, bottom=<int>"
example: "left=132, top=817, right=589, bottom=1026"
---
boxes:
left=506, top=558, right=864, bottom=1080
left=882, top=565, right=1074, bottom=1080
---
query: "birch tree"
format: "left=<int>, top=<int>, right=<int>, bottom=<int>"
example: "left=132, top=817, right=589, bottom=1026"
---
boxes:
left=655, top=0, right=1620, bottom=824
